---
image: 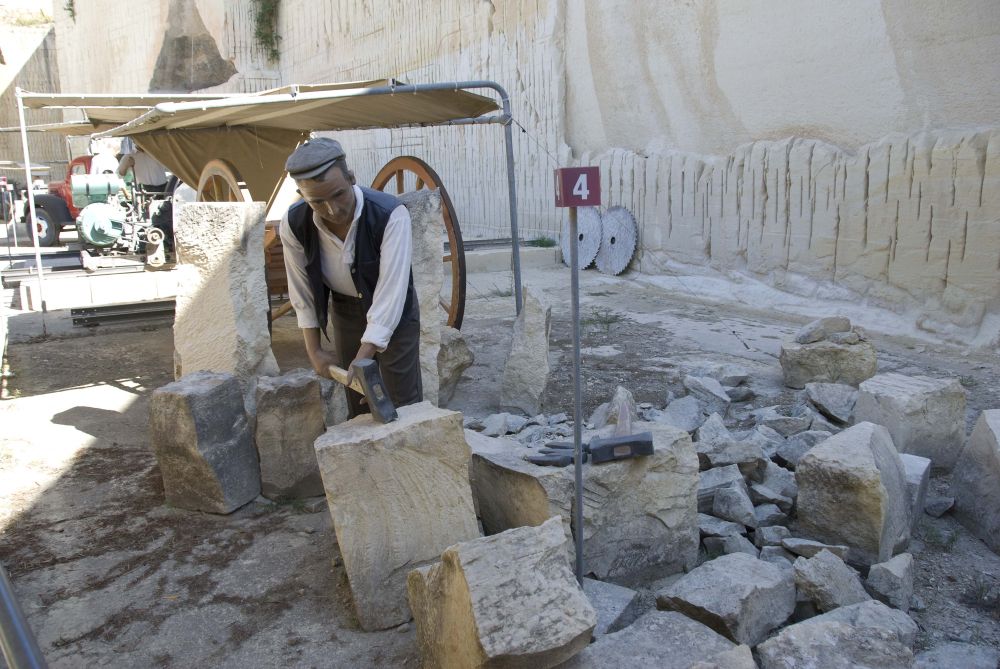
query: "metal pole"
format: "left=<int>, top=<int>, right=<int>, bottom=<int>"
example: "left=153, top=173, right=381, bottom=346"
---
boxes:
left=503, top=119, right=523, bottom=315
left=570, top=207, right=584, bottom=584
left=15, top=88, right=47, bottom=333
left=0, top=564, right=47, bottom=669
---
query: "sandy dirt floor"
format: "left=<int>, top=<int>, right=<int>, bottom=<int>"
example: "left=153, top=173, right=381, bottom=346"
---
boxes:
left=1, top=264, right=998, bottom=667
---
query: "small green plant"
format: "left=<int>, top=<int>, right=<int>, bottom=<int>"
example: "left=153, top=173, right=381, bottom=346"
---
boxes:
left=923, top=525, right=958, bottom=550
left=962, top=575, right=1000, bottom=617
left=959, top=374, right=976, bottom=388
left=251, top=0, right=281, bottom=62
left=582, top=307, right=623, bottom=333
left=527, top=236, right=557, bottom=248
left=64, top=1, right=75, bottom=20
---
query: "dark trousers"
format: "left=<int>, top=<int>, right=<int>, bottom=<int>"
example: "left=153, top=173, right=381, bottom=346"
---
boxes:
left=330, top=292, right=422, bottom=418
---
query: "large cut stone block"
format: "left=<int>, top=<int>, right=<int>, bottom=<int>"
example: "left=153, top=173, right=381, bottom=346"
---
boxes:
left=779, top=338, right=877, bottom=389
left=315, top=401, right=479, bottom=630
left=501, top=285, right=551, bottom=416
left=656, top=552, right=795, bottom=646
left=855, top=373, right=967, bottom=470
left=578, top=422, right=699, bottom=581
left=796, top=422, right=911, bottom=565
left=560, top=610, right=755, bottom=669
left=173, top=203, right=278, bottom=386
left=399, top=190, right=444, bottom=406
left=149, top=371, right=260, bottom=513
left=407, top=517, right=595, bottom=669
left=254, top=369, right=325, bottom=500
left=951, top=410, right=1000, bottom=553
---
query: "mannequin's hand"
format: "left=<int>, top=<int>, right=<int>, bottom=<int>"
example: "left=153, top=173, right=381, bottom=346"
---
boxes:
left=346, top=343, right=378, bottom=387
left=309, top=348, right=339, bottom=379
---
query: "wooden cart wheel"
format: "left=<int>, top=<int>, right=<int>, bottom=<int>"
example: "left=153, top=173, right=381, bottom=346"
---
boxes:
left=371, top=156, right=466, bottom=330
left=195, top=159, right=253, bottom=203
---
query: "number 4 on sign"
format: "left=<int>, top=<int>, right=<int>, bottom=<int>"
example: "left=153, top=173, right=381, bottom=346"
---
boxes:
left=554, top=167, right=601, bottom=208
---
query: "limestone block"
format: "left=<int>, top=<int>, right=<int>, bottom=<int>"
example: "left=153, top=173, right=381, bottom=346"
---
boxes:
left=254, top=369, right=325, bottom=499
left=399, top=190, right=444, bottom=407
left=149, top=371, right=260, bottom=514
left=695, top=413, right=730, bottom=446
left=781, top=538, right=849, bottom=561
left=866, top=553, right=913, bottom=612
left=899, top=453, right=931, bottom=532
left=795, top=316, right=852, bottom=344
left=712, top=483, right=756, bottom=528
left=755, top=406, right=812, bottom=437
left=559, top=611, right=754, bottom=669
left=314, top=402, right=479, bottom=630
left=582, top=578, right=641, bottom=637
left=560, top=611, right=750, bottom=669
left=915, top=642, right=1000, bottom=669
left=749, top=483, right=793, bottom=514
left=855, top=373, right=967, bottom=470
left=758, top=619, right=913, bottom=669
left=775, top=430, right=831, bottom=469
left=588, top=386, right=639, bottom=430
left=951, top=410, right=1000, bottom=553
left=754, top=504, right=786, bottom=527
left=761, top=461, right=798, bottom=499
left=500, top=286, right=551, bottom=416
left=805, top=382, right=858, bottom=424
left=578, top=422, right=699, bottom=580
left=793, top=550, right=871, bottom=612
left=704, top=534, right=758, bottom=558
left=796, top=422, right=911, bottom=565
left=683, top=376, right=731, bottom=416
left=779, top=339, right=877, bottom=389
left=759, top=546, right=796, bottom=569
left=755, top=525, right=791, bottom=548
left=172, top=203, right=278, bottom=387
left=697, top=465, right=746, bottom=513
left=698, top=513, right=745, bottom=538
left=656, top=395, right=707, bottom=432
left=464, top=429, right=521, bottom=517
left=407, top=517, right=594, bottom=669
left=656, top=552, right=795, bottom=646
left=800, top=599, right=918, bottom=647
left=438, top=326, right=473, bottom=405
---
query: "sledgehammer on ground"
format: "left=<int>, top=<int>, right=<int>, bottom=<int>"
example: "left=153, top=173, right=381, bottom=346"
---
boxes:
left=327, top=359, right=398, bottom=423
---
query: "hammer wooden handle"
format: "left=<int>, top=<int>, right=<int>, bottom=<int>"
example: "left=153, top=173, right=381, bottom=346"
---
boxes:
left=327, top=364, right=367, bottom=396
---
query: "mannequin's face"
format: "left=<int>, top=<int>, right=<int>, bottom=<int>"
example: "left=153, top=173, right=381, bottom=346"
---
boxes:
left=296, top=165, right=356, bottom=227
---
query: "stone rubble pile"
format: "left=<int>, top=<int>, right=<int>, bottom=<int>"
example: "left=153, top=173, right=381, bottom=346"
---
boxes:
left=779, top=316, right=877, bottom=389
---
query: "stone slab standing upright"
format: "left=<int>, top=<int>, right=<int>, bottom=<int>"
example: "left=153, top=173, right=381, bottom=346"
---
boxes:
left=172, top=203, right=278, bottom=389
left=255, top=369, right=325, bottom=500
left=501, top=286, right=551, bottom=416
left=951, top=410, right=1000, bottom=553
left=855, top=373, right=967, bottom=470
left=407, top=517, right=595, bottom=669
left=314, top=401, right=479, bottom=630
left=899, top=453, right=931, bottom=532
left=149, top=371, right=260, bottom=513
left=438, top=325, right=474, bottom=404
left=796, top=422, right=911, bottom=565
left=399, top=190, right=444, bottom=406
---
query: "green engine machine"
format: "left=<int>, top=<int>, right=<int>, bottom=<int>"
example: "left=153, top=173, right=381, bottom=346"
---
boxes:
left=71, top=174, right=127, bottom=247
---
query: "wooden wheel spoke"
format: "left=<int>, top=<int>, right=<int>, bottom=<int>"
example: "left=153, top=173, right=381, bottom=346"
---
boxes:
left=415, top=177, right=424, bottom=190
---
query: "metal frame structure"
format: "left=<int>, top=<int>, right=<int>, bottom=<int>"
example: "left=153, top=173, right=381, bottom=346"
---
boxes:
left=13, top=80, right=526, bottom=333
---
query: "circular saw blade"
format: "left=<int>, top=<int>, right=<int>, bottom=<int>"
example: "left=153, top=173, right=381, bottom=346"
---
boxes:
left=595, top=206, right=637, bottom=275
left=560, top=206, right=602, bottom=269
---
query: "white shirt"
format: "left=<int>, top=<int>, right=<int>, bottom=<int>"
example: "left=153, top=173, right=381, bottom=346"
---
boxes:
left=128, top=151, right=167, bottom=186
left=90, top=152, right=118, bottom=175
left=279, top=185, right=413, bottom=351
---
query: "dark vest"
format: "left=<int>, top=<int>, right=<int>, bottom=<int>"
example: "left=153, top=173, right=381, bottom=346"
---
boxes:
left=287, top=186, right=419, bottom=339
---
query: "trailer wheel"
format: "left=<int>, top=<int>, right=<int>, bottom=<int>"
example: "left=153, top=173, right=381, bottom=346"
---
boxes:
left=28, top=208, right=60, bottom=247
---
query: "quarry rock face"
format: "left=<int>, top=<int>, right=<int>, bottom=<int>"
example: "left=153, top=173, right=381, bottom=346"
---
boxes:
left=173, top=203, right=278, bottom=386
left=407, top=517, right=594, bottom=669
left=501, top=286, right=551, bottom=416
left=855, top=373, right=967, bottom=471
left=656, top=552, right=795, bottom=646
left=314, top=402, right=479, bottom=631
left=399, top=190, right=445, bottom=406
left=795, top=422, right=911, bottom=565
left=951, top=410, right=1000, bottom=553
left=254, top=369, right=325, bottom=500
left=149, top=371, right=260, bottom=514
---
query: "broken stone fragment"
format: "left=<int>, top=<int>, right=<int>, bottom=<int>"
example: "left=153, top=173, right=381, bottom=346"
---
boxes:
left=725, top=386, right=755, bottom=403
left=761, top=461, right=798, bottom=500
left=804, top=599, right=918, bottom=647
left=683, top=375, right=731, bottom=416
left=254, top=369, right=325, bottom=500
left=781, top=537, right=850, bottom=560
left=695, top=412, right=730, bottom=445
left=712, top=482, right=757, bottom=528
left=694, top=361, right=750, bottom=387
left=656, top=552, right=795, bottom=646
left=899, top=453, right=931, bottom=531
left=437, top=326, right=474, bottom=405
left=794, top=316, right=852, bottom=344
left=704, top=534, right=758, bottom=558
left=315, top=402, right=479, bottom=631
left=795, top=422, right=911, bottom=565
left=923, top=495, right=954, bottom=518
left=740, top=425, right=783, bottom=459
left=698, top=464, right=746, bottom=513
left=793, top=549, right=871, bottom=612
left=855, top=373, right=967, bottom=471
left=582, top=578, right=641, bottom=637
left=481, top=412, right=528, bottom=437
left=656, top=395, right=707, bottom=432
left=753, top=504, right=786, bottom=527
left=759, top=545, right=796, bottom=568
left=749, top=483, right=793, bottom=514
left=951, top=409, right=1000, bottom=553
left=774, top=430, right=831, bottom=469
left=408, top=517, right=595, bottom=668
left=755, top=525, right=791, bottom=548
left=318, top=377, right=350, bottom=426
left=698, top=513, right=746, bottom=538
left=805, top=382, right=857, bottom=424
left=500, top=286, right=551, bottom=416
left=754, top=406, right=812, bottom=437
left=588, top=385, right=639, bottom=430
left=559, top=610, right=752, bottom=669
left=703, top=441, right=767, bottom=481
left=779, top=337, right=877, bottom=389
left=149, top=371, right=260, bottom=514
left=866, top=553, right=913, bottom=612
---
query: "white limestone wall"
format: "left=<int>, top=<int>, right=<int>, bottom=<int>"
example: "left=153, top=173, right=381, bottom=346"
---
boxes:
left=48, top=0, right=1000, bottom=345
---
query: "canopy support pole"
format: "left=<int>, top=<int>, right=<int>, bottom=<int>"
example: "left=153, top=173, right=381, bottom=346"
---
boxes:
left=15, top=88, right=47, bottom=334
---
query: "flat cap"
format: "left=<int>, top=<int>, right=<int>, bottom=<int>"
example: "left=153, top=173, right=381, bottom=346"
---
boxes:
left=285, top=137, right=346, bottom=179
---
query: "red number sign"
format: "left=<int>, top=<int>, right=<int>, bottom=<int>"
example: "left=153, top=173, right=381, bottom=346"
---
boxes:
left=554, top=167, right=601, bottom=207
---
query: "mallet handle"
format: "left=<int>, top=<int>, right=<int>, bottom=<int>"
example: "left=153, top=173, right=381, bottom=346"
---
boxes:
left=327, top=364, right=367, bottom=396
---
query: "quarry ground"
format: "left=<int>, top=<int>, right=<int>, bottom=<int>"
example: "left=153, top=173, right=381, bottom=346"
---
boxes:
left=1, top=264, right=998, bottom=667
